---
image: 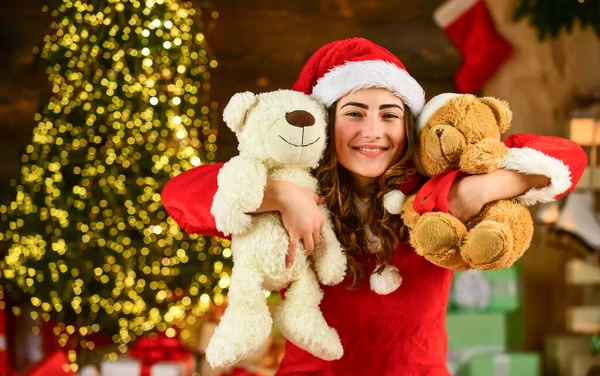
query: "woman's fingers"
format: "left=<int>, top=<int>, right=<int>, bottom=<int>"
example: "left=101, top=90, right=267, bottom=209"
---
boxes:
left=286, top=235, right=298, bottom=268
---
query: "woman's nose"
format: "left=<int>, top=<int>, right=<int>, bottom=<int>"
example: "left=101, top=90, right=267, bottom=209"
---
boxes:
left=361, top=117, right=383, bottom=138
left=286, top=110, right=315, bottom=128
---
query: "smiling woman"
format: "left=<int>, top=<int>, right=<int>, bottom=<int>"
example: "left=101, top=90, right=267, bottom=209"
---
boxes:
left=161, top=38, right=587, bottom=376
left=331, top=88, right=410, bottom=193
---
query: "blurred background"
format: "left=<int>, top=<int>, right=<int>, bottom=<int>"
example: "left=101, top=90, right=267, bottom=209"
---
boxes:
left=0, top=0, right=599, bottom=375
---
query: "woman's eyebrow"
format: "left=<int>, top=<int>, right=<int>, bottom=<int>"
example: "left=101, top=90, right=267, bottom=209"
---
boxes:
left=341, top=102, right=368, bottom=109
left=379, top=104, right=404, bottom=112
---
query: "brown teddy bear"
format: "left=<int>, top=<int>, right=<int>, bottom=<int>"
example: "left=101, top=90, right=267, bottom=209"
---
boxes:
left=396, top=93, right=534, bottom=271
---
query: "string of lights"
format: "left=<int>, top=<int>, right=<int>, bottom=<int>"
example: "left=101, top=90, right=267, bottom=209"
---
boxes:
left=0, top=0, right=231, bottom=368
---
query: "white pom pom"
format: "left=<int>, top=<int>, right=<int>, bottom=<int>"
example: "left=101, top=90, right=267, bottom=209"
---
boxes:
left=383, top=190, right=406, bottom=215
left=370, top=265, right=402, bottom=295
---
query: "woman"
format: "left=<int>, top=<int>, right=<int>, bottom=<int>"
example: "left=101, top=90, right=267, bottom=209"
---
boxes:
left=162, top=38, right=587, bottom=375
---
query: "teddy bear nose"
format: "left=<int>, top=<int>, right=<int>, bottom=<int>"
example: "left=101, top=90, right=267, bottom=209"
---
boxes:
left=435, top=128, right=444, bottom=138
left=286, top=110, right=315, bottom=128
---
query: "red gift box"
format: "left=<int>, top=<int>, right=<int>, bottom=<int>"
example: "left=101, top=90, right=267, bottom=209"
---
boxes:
left=22, top=350, right=75, bottom=376
left=0, top=306, right=8, bottom=376
left=128, top=334, right=193, bottom=376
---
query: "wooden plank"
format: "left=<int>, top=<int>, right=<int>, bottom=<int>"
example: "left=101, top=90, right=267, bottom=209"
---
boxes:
left=566, top=306, right=600, bottom=333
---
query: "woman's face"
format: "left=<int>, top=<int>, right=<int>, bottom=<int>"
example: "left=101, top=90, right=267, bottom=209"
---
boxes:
left=334, top=88, right=406, bottom=191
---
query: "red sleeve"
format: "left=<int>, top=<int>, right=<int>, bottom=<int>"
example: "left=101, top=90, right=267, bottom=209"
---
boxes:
left=161, top=162, right=230, bottom=239
left=500, top=134, right=588, bottom=205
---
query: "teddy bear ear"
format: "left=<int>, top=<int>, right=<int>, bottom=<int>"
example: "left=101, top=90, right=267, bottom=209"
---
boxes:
left=479, top=97, right=513, bottom=134
left=222, top=91, right=257, bottom=134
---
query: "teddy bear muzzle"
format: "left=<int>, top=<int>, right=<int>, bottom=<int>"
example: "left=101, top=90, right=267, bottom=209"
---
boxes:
left=286, top=110, right=316, bottom=128
left=424, top=125, right=466, bottom=165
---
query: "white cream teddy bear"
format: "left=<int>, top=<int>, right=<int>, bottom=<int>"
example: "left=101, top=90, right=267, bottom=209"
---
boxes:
left=206, top=90, right=347, bottom=369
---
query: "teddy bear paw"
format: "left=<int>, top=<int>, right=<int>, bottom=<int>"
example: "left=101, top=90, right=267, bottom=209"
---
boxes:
left=461, top=221, right=514, bottom=270
left=274, top=301, right=343, bottom=361
left=413, top=213, right=466, bottom=256
left=211, top=204, right=253, bottom=236
left=206, top=308, right=272, bottom=368
left=413, top=213, right=471, bottom=271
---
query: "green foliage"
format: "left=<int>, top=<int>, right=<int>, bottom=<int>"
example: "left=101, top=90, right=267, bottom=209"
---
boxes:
left=514, top=0, right=600, bottom=40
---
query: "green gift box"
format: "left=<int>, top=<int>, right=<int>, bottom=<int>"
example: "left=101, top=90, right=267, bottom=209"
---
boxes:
left=467, top=353, right=540, bottom=376
left=446, top=312, right=508, bottom=375
left=450, top=267, right=521, bottom=313
left=446, top=312, right=526, bottom=375
left=447, top=312, right=508, bottom=349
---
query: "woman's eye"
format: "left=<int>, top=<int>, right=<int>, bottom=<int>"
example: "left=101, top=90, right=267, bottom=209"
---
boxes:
left=383, top=113, right=400, bottom=119
left=346, top=111, right=362, bottom=117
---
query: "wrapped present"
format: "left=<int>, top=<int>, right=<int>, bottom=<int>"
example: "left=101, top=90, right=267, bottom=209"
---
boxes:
left=101, top=334, right=194, bottom=376
left=21, top=350, right=75, bottom=376
left=79, top=365, right=101, bottom=376
left=545, top=335, right=592, bottom=376
left=467, top=352, right=540, bottom=376
left=447, top=312, right=509, bottom=349
left=446, top=312, right=509, bottom=376
left=0, top=305, right=7, bottom=376
left=450, top=268, right=521, bottom=312
left=101, top=354, right=195, bottom=376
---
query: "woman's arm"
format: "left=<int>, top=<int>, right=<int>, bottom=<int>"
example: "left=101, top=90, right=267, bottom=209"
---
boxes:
left=447, top=134, right=588, bottom=222
left=161, top=164, right=325, bottom=266
left=447, top=170, right=550, bottom=222
left=261, top=181, right=326, bottom=268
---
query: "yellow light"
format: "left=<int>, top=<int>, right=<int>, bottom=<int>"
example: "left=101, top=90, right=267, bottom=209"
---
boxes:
left=191, top=157, right=200, bottom=166
left=142, top=29, right=150, bottom=37
left=176, top=130, right=186, bottom=139
left=172, top=97, right=181, bottom=105
left=164, top=21, right=173, bottom=29
left=143, top=58, right=153, bottom=67
left=141, top=48, right=150, bottom=56
left=163, top=41, right=171, bottom=49
left=152, top=19, right=161, bottom=28
left=172, top=116, right=182, bottom=125
left=150, top=97, right=158, bottom=105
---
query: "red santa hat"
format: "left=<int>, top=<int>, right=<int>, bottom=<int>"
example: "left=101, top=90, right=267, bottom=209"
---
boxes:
left=292, top=38, right=426, bottom=117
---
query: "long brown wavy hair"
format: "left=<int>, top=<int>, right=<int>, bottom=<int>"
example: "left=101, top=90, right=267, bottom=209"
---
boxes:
left=315, top=100, right=417, bottom=289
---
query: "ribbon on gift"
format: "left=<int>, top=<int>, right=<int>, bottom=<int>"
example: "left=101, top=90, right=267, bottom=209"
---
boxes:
left=447, top=346, right=505, bottom=376
left=129, top=333, right=191, bottom=376
left=493, top=354, right=510, bottom=376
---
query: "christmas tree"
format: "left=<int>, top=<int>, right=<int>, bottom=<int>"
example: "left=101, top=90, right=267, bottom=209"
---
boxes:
left=0, top=0, right=231, bottom=364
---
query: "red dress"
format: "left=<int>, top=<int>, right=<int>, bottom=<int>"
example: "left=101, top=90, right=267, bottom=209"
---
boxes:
left=161, top=135, right=587, bottom=376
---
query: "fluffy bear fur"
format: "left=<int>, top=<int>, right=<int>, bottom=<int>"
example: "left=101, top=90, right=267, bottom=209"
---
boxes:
left=400, top=94, right=534, bottom=271
left=206, top=90, right=347, bottom=368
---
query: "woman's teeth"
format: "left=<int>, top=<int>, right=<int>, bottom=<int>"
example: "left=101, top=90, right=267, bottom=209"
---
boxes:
left=356, top=147, right=385, bottom=152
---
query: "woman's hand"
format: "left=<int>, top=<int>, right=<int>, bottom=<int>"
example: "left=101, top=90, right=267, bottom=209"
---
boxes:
left=447, top=169, right=551, bottom=222
left=447, top=175, right=488, bottom=222
left=253, top=180, right=325, bottom=268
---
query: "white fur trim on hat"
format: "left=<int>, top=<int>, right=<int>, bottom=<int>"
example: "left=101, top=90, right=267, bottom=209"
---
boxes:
left=415, top=93, right=462, bottom=134
left=500, top=147, right=572, bottom=206
left=311, top=60, right=426, bottom=117
left=433, top=0, right=478, bottom=28
left=370, top=265, right=402, bottom=295
left=383, top=190, right=406, bottom=215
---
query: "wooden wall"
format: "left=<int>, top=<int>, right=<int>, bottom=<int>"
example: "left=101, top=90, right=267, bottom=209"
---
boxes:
left=483, top=0, right=600, bottom=351
left=207, top=0, right=459, bottom=159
